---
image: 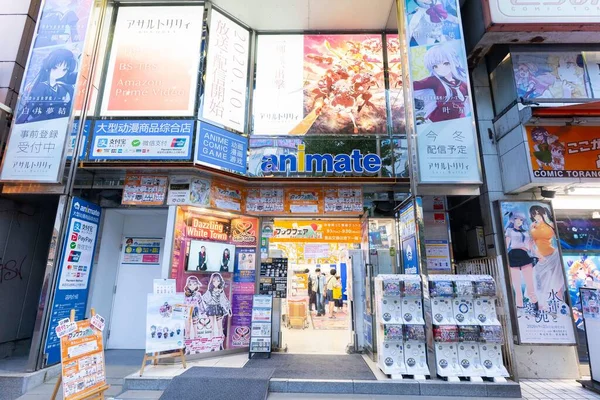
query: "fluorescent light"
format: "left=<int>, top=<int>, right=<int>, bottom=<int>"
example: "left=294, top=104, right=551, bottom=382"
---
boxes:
left=593, top=211, right=600, bottom=219
left=553, top=196, right=600, bottom=210
left=568, top=187, right=600, bottom=196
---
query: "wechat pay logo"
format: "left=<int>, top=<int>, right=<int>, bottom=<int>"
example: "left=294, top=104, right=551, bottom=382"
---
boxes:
left=132, top=139, right=141, bottom=147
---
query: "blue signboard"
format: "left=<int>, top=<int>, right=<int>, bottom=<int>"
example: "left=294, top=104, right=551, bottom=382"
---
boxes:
left=196, top=122, right=248, bottom=174
left=89, top=119, right=193, bottom=160
left=44, top=197, right=101, bottom=365
left=399, top=200, right=420, bottom=274
left=67, top=119, right=92, bottom=160
left=402, top=236, right=419, bottom=274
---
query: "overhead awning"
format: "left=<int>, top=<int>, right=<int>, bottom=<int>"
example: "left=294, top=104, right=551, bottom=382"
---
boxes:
left=531, top=101, right=600, bottom=118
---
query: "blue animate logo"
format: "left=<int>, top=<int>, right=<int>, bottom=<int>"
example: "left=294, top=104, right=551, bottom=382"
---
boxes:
left=260, top=144, right=382, bottom=175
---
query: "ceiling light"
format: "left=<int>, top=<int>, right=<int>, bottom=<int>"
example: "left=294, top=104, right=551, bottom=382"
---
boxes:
left=567, top=188, right=600, bottom=196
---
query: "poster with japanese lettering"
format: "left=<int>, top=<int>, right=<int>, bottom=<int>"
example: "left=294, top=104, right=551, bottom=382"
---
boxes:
left=121, top=175, right=168, bottom=206
left=499, top=201, right=576, bottom=344
left=210, top=180, right=245, bottom=212
left=526, top=125, right=600, bottom=180
left=245, top=188, right=285, bottom=213
left=512, top=52, right=590, bottom=100
left=0, top=0, right=94, bottom=182
left=323, top=187, right=363, bottom=215
left=286, top=189, right=323, bottom=214
left=403, top=0, right=482, bottom=184
left=101, top=6, right=203, bottom=117
left=253, top=34, right=386, bottom=135
left=202, top=9, right=250, bottom=133
left=89, top=119, right=194, bottom=160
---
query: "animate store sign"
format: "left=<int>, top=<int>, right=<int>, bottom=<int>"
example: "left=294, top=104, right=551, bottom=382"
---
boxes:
left=488, top=0, right=600, bottom=24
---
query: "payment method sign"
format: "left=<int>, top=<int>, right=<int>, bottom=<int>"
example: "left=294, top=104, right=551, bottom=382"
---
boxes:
left=89, top=119, right=194, bottom=160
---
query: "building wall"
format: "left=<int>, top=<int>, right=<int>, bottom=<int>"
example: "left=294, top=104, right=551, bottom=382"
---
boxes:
left=0, top=0, right=40, bottom=145
left=471, top=61, right=581, bottom=379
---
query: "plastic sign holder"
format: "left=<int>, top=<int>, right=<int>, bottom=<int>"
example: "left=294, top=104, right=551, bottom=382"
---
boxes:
left=249, top=294, right=274, bottom=359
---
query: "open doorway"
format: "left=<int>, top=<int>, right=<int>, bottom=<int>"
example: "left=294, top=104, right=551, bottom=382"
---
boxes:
left=269, top=219, right=361, bottom=355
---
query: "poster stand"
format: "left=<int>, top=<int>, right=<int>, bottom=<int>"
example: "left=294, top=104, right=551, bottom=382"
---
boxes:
left=139, top=349, right=187, bottom=376
left=51, top=309, right=110, bottom=400
left=249, top=294, right=274, bottom=359
left=578, top=288, right=600, bottom=394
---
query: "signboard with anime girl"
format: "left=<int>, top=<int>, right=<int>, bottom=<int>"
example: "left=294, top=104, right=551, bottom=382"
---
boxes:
left=499, top=201, right=576, bottom=345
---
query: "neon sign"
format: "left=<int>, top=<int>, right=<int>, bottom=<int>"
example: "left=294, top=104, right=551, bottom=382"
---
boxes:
left=260, top=144, right=382, bottom=175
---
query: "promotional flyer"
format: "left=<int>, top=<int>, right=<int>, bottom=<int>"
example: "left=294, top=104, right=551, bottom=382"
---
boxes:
left=122, top=238, right=162, bottom=265
left=525, top=125, right=600, bottom=179
left=145, top=293, right=186, bottom=353
left=500, top=201, right=576, bottom=344
left=101, top=6, right=204, bottom=116
left=403, top=0, right=482, bottom=184
left=0, top=0, right=94, bottom=181
left=253, top=34, right=386, bottom=135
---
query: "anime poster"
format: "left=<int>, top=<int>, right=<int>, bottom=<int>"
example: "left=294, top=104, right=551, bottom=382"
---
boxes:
left=512, top=53, right=590, bottom=100
left=101, top=6, right=204, bottom=116
left=145, top=293, right=186, bottom=353
left=564, top=254, right=600, bottom=332
left=406, top=0, right=461, bottom=46
left=403, top=0, right=481, bottom=185
left=557, top=218, right=600, bottom=252
left=525, top=125, right=600, bottom=179
left=253, top=34, right=387, bottom=135
left=1, top=0, right=94, bottom=182
left=181, top=273, right=233, bottom=353
left=386, top=37, right=405, bottom=135
left=500, top=201, right=576, bottom=344
left=583, top=52, right=600, bottom=99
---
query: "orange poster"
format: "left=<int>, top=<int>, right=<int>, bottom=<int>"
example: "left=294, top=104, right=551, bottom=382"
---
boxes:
left=210, top=180, right=245, bottom=213
left=271, top=219, right=361, bottom=243
left=101, top=6, right=204, bottom=116
left=286, top=189, right=323, bottom=214
left=60, top=320, right=107, bottom=400
left=323, top=187, right=363, bottom=215
left=526, top=125, right=600, bottom=179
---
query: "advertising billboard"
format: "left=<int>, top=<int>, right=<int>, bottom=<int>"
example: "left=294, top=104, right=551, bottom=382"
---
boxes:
left=101, top=6, right=204, bottom=117
left=488, top=0, right=600, bottom=24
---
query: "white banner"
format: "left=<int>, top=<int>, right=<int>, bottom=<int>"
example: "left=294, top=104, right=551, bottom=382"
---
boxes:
left=202, top=10, right=250, bottom=133
left=166, top=175, right=211, bottom=206
left=488, top=0, right=600, bottom=24
left=253, top=35, right=304, bottom=135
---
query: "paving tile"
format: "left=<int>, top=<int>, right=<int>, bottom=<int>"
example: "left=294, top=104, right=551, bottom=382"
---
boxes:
left=353, top=380, right=420, bottom=395
left=286, top=379, right=354, bottom=394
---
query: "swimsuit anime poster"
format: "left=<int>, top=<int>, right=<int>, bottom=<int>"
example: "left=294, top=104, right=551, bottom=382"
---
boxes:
left=500, top=201, right=576, bottom=344
left=526, top=125, right=600, bottom=179
left=385, top=37, right=405, bottom=135
left=253, top=34, right=387, bottom=135
left=0, top=0, right=94, bottom=182
left=403, top=0, right=482, bottom=184
left=100, top=6, right=203, bottom=117
left=512, top=52, right=590, bottom=100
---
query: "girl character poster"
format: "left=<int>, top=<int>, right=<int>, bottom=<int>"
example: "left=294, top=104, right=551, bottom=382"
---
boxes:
left=36, top=0, right=80, bottom=47
left=407, top=0, right=460, bottom=47
left=500, top=201, right=575, bottom=345
left=564, top=254, right=600, bottom=332
left=411, top=43, right=470, bottom=124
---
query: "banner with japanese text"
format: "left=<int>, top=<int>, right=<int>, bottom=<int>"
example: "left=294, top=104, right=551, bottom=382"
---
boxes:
left=101, top=6, right=203, bottom=117
left=246, top=188, right=285, bottom=214
left=0, top=0, right=94, bottom=181
left=403, top=0, right=482, bottom=184
left=202, top=9, right=250, bottom=133
left=286, top=189, right=323, bottom=214
left=253, top=34, right=386, bottom=135
left=122, top=175, right=168, bottom=206
left=271, top=220, right=361, bottom=243
left=526, top=125, right=600, bottom=179
left=210, top=180, right=245, bottom=213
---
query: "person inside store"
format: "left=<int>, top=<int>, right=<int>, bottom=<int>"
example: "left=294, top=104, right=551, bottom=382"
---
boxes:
left=307, top=268, right=316, bottom=312
left=326, top=268, right=339, bottom=319
left=314, top=268, right=326, bottom=316
left=333, top=275, right=343, bottom=314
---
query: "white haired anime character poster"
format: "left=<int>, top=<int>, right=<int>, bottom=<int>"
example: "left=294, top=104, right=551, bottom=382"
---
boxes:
left=500, top=201, right=576, bottom=345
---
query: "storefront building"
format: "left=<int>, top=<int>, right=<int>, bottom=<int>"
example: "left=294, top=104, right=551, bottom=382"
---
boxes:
left=1, top=0, right=597, bottom=396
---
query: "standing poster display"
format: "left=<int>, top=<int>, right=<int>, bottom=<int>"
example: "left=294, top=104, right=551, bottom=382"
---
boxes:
left=122, top=237, right=162, bottom=265
left=249, top=295, right=273, bottom=357
left=202, top=9, right=250, bottom=133
left=122, top=175, right=168, bottom=206
left=253, top=34, right=387, bottom=135
left=499, top=201, right=576, bottom=344
left=145, top=293, right=186, bottom=353
left=0, top=0, right=94, bottom=182
left=44, top=198, right=101, bottom=365
left=581, top=288, right=600, bottom=384
left=101, top=6, right=204, bottom=116
left=401, top=0, right=482, bottom=184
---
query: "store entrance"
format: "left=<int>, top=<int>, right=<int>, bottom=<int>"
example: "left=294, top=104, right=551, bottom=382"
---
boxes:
left=268, top=219, right=360, bottom=355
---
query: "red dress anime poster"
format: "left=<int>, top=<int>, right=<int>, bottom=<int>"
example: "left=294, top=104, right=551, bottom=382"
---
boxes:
left=253, top=34, right=387, bottom=135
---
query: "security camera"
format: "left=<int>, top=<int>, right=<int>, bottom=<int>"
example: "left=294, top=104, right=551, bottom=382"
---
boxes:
left=540, top=188, right=556, bottom=199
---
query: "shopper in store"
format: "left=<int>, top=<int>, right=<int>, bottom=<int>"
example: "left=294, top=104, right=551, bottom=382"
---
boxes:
left=333, top=275, right=343, bottom=313
left=314, top=268, right=325, bottom=316
left=307, top=268, right=316, bottom=312
left=326, top=268, right=338, bottom=318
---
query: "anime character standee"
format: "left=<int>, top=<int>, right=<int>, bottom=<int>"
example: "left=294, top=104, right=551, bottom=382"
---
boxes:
left=202, top=273, right=232, bottom=349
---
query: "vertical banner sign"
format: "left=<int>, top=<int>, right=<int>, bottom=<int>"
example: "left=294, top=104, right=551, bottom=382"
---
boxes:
left=399, top=200, right=419, bottom=274
left=44, top=198, right=101, bottom=365
left=0, top=0, right=94, bottom=181
left=202, top=9, right=250, bottom=133
left=402, top=0, right=482, bottom=184
left=101, top=6, right=204, bottom=116
left=499, top=201, right=576, bottom=345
